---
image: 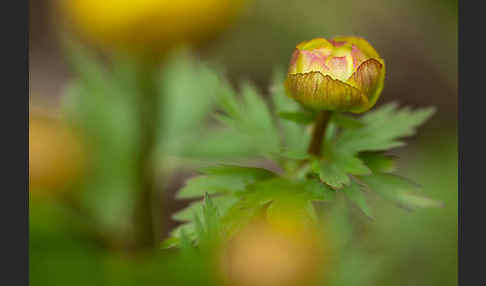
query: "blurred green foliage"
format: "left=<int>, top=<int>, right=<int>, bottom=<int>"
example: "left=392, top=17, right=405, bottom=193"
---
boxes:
left=30, top=46, right=456, bottom=285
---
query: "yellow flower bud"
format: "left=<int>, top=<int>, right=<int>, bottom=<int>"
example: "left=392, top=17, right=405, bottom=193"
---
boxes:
left=60, top=0, right=246, bottom=56
left=284, top=37, right=385, bottom=113
left=29, top=110, right=85, bottom=195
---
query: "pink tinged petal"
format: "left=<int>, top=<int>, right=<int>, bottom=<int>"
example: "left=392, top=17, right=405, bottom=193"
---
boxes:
left=312, top=47, right=333, bottom=58
left=297, top=38, right=334, bottom=51
left=331, top=36, right=381, bottom=59
left=350, top=45, right=368, bottom=69
left=284, top=72, right=368, bottom=112
left=297, top=50, right=331, bottom=74
left=330, top=40, right=346, bottom=47
left=288, top=49, right=300, bottom=74
left=326, top=56, right=353, bottom=81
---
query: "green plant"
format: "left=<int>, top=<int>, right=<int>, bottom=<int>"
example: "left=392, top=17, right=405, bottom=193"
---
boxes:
left=168, top=68, right=440, bottom=247
left=31, top=35, right=441, bottom=286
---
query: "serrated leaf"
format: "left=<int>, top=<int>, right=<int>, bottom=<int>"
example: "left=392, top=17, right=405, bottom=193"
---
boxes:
left=179, top=228, right=194, bottom=254
left=158, top=50, right=221, bottom=156
left=312, top=145, right=371, bottom=189
left=176, top=176, right=240, bottom=199
left=278, top=111, right=316, bottom=124
left=202, top=193, right=219, bottom=230
left=333, top=153, right=371, bottom=175
left=359, top=152, right=396, bottom=173
left=270, top=68, right=295, bottom=111
left=201, top=165, right=275, bottom=177
left=215, top=80, right=281, bottom=159
left=178, top=127, right=257, bottom=160
left=61, top=47, right=141, bottom=234
left=193, top=213, right=205, bottom=241
left=270, top=70, right=309, bottom=158
left=359, top=173, right=444, bottom=210
left=230, top=178, right=335, bottom=224
left=279, top=150, right=312, bottom=160
left=160, top=236, right=180, bottom=249
left=216, top=77, right=241, bottom=119
left=336, top=102, right=436, bottom=153
left=331, top=113, right=364, bottom=129
left=170, top=195, right=238, bottom=246
left=176, top=165, right=276, bottom=199
left=341, top=181, right=373, bottom=218
left=302, top=178, right=337, bottom=201
left=172, top=165, right=277, bottom=245
left=313, top=159, right=350, bottom=189
left=172, top=196, right=238, bottom=222
left=170, top=222, right=197, bottom=241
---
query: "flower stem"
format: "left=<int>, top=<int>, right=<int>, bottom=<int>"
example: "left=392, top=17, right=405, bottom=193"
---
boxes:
left=307, top=110, right=331, bottom=157
left=133, top=63, right=159, bottom=250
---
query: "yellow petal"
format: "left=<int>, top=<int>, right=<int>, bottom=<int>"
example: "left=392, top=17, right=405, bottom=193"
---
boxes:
left=284, top=72, right=368, bottom=112
left=331, top=36, right=381, bottom=60
left=61, top=0, right=246, bottom=55
left=296, top=38, right=334, bottom=51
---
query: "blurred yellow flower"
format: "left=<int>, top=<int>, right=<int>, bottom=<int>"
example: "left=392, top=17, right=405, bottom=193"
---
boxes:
left=60, top=0, right=246, bottom=56
left=29, top=110, right=85, bottom=195
left=221, top=216, right=331, bottom=286
left=285, top=36, right=385, bottom=113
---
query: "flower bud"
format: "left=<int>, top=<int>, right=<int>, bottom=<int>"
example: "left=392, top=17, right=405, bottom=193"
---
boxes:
left=284, top=37, right=385, bottom=113
left=60, top=0, right=246, bottom=56
left=220, top=216, right=331, bottom=286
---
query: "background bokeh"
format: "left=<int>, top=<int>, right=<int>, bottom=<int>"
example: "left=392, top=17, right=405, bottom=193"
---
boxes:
left=30, top=0, right=457, bottom=285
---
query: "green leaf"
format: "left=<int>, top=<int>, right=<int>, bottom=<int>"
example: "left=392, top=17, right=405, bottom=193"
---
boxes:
left=359, top=152, right=396, bottom=173
left=176, top=165, right=276, bottom=199
left=311, top=103, right=433, bottom=190
left=229, top=178, right=335, bottom=226
left=331, top=113, right=364, bottom=129
left=341, top=181, right=373, bottom=218
left=158, top=50, right=220, bottom=156
left=216, top=77, right=241, bottom=119
left=160, top=236, right=180, bottom=249
left=313, top=159, right=350, bottom=189
left=170, top=195, right=237, bottom=244
left=172, top=196, right=238, bottom=222
left=279, top=150, right=312, bottom=160
left=178, top=228, right=195, bottom=255
left=278, top=111, right=316, bottom=125
left=311, top=145, right=371, bottom=189
left=333, top=153, right=371, bottom=175
left=172, top=165, right=276, bottom=244
left=61, top=47, right=141, bottom=234
left=359, top=173, right=444, bottom=210
left=269, top=69, right=296, bottom=112
left=154, top=50, right=275, bottom=165
left=170, top=223, right=197, bottom=242
left=200, top=193, right=223, bottom=244
left=175, top=127, right=257, bottom=160
left=336, top=102, right=436, bottom=153
left=61, top=39, right=109, bottom=89
left=270, top=70, right=309, bottom=158
left=215, top=80, right=281, bottom=159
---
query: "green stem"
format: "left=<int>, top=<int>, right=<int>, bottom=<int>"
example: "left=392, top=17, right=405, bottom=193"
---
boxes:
left=133, top=63, right=159, bottom=250
left=307, top=110, right=331, bottom=157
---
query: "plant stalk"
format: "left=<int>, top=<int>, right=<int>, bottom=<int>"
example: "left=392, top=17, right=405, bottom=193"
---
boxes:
left=133, top=63, right=159, bottom=250
left=307, top=110, right=331, bottom=157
